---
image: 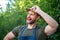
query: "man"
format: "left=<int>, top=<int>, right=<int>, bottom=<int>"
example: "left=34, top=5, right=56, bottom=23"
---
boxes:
left=4, top=5, right=58, bottom=40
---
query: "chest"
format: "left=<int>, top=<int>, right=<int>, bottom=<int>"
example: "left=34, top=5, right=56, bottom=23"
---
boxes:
left=18, top=27, right=43, bottom=39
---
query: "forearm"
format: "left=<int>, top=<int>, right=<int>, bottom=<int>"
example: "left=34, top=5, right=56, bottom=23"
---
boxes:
left=38, top=10, right=58, bottom=28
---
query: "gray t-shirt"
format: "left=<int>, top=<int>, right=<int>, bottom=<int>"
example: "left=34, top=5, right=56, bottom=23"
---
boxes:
left=12, top=25, right=47, bottom=40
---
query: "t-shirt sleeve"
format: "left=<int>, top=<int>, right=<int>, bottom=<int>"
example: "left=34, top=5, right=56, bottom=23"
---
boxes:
left=41, top=26, right=47, bottom=36
left=37, top=26, right=47, bottom=40
left=11, top=26, right=22, bottom=36
left=41, top=27, right=47, bottom=39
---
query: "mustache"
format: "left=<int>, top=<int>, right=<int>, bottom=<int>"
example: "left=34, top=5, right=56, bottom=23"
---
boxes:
left=26, top=17, right=32, bottom=20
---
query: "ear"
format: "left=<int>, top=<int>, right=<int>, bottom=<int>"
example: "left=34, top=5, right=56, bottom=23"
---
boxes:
left=36, top=16, right=40, bottom=21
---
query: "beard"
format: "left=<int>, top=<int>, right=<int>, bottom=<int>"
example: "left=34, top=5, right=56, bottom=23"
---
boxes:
left=26, top=17, right=36, bottom=24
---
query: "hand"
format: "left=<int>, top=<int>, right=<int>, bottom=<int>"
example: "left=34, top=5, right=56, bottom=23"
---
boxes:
left=31, top=5, right=42, bottom=14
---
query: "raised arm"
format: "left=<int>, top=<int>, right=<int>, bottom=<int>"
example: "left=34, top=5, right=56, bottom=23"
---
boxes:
left=32, top=5, right=58, bottom=36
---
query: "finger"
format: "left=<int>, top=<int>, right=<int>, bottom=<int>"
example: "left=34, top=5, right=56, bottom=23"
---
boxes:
left=31, top=7, right=35, bottom=11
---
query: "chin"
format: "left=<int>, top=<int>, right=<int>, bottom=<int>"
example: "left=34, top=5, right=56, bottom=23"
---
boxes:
left=26, top=20, right=35, bottom=24
left=26, top=20, right=31, bottom=22
left=26, top=21, right=31, bottom=24
left=26, top=21, right=35, bottom=24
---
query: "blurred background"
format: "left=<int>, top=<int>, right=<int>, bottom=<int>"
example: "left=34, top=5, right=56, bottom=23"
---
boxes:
left=0, top=0, right=60, bottom=40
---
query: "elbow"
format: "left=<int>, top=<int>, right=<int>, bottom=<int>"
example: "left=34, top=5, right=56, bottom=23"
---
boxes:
left=53, top=21, right=58, bottom=28
left=51, top=21, right=58, bottom=28
left=55, top=21, right=58, bottom=27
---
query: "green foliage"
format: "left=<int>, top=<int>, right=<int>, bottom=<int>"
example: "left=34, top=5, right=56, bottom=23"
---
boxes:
left=0, top=0, right=60, bottom=40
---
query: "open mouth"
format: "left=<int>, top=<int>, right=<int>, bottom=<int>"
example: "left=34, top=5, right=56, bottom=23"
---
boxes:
left=27, top=17, right=32, bottom=21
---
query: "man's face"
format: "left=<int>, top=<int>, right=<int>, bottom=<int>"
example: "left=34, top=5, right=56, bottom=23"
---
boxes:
left=26, top=10, right=39, bottom=24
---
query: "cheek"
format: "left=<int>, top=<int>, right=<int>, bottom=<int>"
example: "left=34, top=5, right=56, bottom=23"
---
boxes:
left=31, top=16, right=36, bottom=20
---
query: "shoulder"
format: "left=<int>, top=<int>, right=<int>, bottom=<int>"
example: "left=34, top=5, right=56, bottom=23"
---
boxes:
left=11, top=25, right=27, bottom=36
left=14, top=25, right=27, bottom=30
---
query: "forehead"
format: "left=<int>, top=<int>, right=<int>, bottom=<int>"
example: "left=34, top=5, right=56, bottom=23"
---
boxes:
left=28, top=10, right=36, bottom=14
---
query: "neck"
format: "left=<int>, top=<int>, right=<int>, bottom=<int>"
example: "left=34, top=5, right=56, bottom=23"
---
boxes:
left=27, top=23, right=36, bottom=29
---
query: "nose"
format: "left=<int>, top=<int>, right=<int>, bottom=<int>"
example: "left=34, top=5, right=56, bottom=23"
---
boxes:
left=27, top=14, right=30, bottom=18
